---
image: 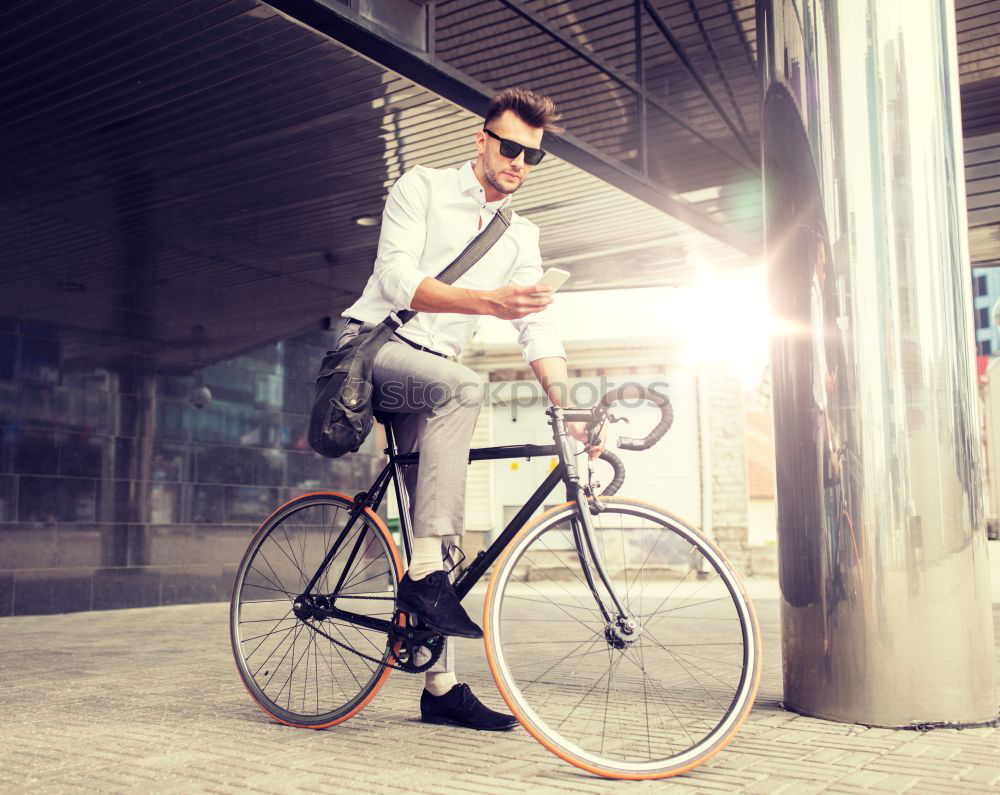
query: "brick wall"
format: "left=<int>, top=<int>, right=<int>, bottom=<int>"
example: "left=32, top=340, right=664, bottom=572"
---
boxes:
left=706, top=369, right=751, bottom=573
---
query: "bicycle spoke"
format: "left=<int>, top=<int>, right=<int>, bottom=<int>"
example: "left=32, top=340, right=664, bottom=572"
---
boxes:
left=247, top=563, right=292, bottom=598
left=534, top=530, right=608, bottom=612
left=240, top=619, right=299, bottom=645
left=339, top=565, right=393, bottom=593
left=341, top=619, right=391, bottom=658
left=339, top=556, right=377, bottom=592
left=496, top=594, right=601, bottom=613
left=600, top=648, right=629, bottom=757
left=644, top=595, right=734, bottom=618
left=239, top=581, right=292, bottom=597
left=640, top=560, right=698, bottom=622
left=640, top=627, right=732, bottom=713
left=316, top=621, right=365, bottom=689
left=277, top=524, right=309, bottom=588
left=247, top=621, right=299, bottom=670
left=328, top=621, right=378, bottom=677
left=240, top=615, right=299, bottom=625
left=265, top=622, right=306, bottom=701
left=506, top=585, right=604, bottom=636
left=629, top=648, right=700, bottom=746
left=517, top=639, right=608, bottom=691
left=258, top=549, right=293, bottom=600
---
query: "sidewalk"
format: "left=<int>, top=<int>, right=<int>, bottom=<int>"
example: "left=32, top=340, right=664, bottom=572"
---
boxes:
left=1, top=591, right=997, bottom=793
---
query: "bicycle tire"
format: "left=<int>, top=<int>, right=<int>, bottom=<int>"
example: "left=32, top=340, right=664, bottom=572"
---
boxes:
left=483, top=497, right=761, bottom=779
left=230, top=491, right=403, bottom=729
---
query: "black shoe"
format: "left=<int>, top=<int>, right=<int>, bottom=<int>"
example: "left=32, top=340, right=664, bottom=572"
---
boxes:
left=421, top=684, right=519, bottom=731
left=396, top=571, right=483, bottom=638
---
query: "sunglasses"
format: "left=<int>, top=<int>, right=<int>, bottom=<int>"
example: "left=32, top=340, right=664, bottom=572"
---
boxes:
left=483, top=127, right=546, bottom=166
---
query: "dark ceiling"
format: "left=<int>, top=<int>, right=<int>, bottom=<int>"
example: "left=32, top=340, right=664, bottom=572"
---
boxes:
left=1, top=0, right=997, bottom=373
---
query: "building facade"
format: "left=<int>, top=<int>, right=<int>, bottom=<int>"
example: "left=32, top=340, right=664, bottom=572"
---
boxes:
left=972, top=266, right=1000, bottom=356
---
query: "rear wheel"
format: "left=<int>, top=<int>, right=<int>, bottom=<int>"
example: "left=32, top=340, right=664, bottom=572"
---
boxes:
left=230, top=492, right=402, bottom=728
left=484, top=497, right=761, bottom=779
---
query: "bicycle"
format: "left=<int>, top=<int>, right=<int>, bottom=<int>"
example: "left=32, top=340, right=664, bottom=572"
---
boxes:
left=230, top=384, right=761, bottom=780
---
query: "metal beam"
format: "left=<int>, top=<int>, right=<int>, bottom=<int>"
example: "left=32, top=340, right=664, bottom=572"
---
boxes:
left=643, top=0, right=758, bottom=164
left=264, top=0, right=761, bottom=256
left=497, top=0, right=758, bottom=175
left=635, top=0, right=647, bottom=177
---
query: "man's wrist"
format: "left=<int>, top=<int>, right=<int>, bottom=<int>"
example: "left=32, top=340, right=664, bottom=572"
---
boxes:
left=546, top=382, right=570, bottom=406
left=468, top=288, right=496, bottom=316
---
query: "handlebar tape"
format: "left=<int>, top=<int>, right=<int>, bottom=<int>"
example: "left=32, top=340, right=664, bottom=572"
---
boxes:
left=598, top=385, right=674, bottom=452
left=598, top=449, right=626, bottom=497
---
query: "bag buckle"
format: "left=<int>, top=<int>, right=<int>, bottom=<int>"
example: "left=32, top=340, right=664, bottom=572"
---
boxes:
left=339, top=377, right=372, bottom=409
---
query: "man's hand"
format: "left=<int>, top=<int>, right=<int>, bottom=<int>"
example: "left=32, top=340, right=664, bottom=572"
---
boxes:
left=566, top=421, right=607, bottom=460
left=484, top=284, right=552, bottom=320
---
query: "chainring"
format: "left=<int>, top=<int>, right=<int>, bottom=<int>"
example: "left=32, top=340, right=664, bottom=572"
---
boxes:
left=389, top=611, right=446, bottom=673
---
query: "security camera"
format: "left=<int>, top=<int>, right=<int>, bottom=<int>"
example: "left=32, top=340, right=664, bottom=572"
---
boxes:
left=190, top=384, right=213, bottom=410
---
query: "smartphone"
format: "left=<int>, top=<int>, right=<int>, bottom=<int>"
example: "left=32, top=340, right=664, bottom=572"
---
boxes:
left=538, top=267, right=571, bottom=293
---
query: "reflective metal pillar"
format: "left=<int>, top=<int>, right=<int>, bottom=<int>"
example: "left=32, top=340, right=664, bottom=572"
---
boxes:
left=759, top=0, right=997, bottom=725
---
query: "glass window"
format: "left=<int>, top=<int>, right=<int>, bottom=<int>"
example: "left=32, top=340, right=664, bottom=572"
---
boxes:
left=979, top=307, right=990, bottom=329
left=976, top=275, right=987, bottom=296
left=982, top=339, right=992, bottom=356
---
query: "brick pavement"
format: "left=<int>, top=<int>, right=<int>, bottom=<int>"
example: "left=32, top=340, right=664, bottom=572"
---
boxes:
left=0, top=593, right=998, bottom=793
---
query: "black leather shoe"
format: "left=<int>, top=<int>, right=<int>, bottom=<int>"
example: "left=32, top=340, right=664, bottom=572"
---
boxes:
left=396, top=571, right=483, bottom=638
left=421, top=684, right=519, bottom=731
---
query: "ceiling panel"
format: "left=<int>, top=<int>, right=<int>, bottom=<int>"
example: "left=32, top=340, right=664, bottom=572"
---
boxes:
left=0, top=0, right=750, bottom=372
left=1, top=0, right=997, bottom=376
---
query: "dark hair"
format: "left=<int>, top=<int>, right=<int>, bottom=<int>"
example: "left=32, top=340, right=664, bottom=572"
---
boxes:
left=484, top=87, right=563, bottom=133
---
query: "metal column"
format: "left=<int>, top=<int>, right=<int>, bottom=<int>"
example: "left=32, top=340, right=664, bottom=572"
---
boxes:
left=759, top=0, right=997, bottom=726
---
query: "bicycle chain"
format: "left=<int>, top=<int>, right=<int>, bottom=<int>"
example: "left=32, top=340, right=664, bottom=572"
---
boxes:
left=328, top=594, right=395, bottom=601
left=301, top=605, right=445, bottom=673
left=302, top=618, right=413, bottom=672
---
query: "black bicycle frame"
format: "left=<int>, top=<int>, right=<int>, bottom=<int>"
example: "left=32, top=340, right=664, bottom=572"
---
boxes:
left=303, top=407, right=630, bottom=633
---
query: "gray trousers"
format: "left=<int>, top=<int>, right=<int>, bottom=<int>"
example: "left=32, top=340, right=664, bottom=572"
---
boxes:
left=338, top=324, right=485, bottom=673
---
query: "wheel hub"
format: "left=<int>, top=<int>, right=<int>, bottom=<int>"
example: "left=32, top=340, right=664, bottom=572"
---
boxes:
left=605, top=615, right=641, bottom=649
left=293, top=594, right=331, bottom=621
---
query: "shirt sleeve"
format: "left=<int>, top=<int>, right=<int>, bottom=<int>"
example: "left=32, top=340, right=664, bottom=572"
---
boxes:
left=373, top=168, right=430, bottom=310
left=508, top=223, right=567, bottom=363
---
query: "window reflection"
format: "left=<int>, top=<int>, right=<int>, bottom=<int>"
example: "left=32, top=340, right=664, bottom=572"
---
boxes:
left=0, top=323, right=382, bottom=613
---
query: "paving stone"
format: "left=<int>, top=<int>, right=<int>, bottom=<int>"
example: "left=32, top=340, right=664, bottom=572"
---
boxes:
left=959, top=766, right=1000, bottom=786
left=831, top=769, right=894, bottom=789
left=866, top=754, right=973, bottom=778
left=740, top=779, right=798, bottom=794
left=909, top=780, right=997, bottom=794
left=0, top=599, right=997, bottom=793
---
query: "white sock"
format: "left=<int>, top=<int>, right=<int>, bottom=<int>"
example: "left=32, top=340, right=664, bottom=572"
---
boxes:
left=408, top=536, right=444, bottom=581
left=425, top=670, right=459, bottom=697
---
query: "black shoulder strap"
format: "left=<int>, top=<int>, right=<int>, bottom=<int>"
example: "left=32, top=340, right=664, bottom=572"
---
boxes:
left=392, top=206, right=512, bottom=327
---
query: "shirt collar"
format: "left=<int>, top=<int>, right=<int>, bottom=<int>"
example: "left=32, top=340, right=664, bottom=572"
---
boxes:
left=459, top=161, right=512, bottom=210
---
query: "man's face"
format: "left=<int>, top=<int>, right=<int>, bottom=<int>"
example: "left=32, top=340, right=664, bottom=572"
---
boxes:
left=476, top=110, right=544, bottom=196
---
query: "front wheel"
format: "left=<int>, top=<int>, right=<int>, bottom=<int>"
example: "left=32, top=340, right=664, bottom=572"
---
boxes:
left=483, top=497, right=761, bottom=780
left=230, top=492, right=403, bottom=728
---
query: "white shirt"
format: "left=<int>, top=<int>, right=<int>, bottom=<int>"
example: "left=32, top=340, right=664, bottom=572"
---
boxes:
left=342, top=161, right=566, bottom=362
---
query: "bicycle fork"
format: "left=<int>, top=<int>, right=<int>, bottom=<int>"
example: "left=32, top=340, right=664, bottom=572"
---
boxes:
left=551, top=409, right=638, bottom=645
left=568, top=490, right=640, bottom=643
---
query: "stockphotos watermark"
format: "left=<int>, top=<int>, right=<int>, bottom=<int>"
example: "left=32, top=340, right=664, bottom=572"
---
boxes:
left=375, top=375, right=669, bottom=417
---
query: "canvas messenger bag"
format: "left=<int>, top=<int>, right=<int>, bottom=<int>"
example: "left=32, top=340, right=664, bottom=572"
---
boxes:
left=308, top=207, right=512, bottom=459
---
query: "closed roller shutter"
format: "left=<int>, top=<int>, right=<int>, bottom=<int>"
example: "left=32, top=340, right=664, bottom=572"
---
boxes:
left=489, top=374, right=703, bottom=532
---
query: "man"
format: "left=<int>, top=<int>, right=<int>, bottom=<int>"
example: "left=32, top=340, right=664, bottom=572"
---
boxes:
left=340, top=87, right=604, bottom=731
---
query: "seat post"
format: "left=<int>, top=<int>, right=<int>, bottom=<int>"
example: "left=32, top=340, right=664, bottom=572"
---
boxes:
left=380, top=414, right=413, bottom=565
left=378, top=413, right=398, bottom=458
